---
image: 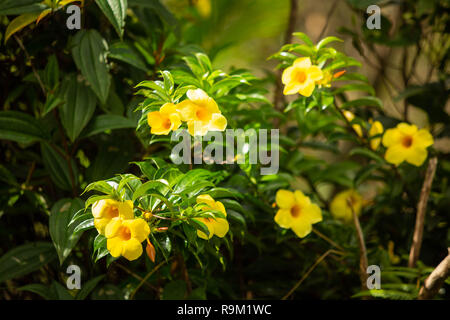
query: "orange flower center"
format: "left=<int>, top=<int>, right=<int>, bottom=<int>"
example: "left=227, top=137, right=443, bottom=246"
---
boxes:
left=163, top=118, right=172, bottom=130
left=196, top=107, right=210, bottom=122
left=294, top=69, right=307, bottom=84
left=118, top=226, right=131, bottom=241
left=106, top=206, right=119, bottom=219
left=290, top=204, right=301, bottom=218
left=402, top=135, right=413, bottom=148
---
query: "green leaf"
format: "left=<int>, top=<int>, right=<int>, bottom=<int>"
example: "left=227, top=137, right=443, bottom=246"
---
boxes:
left=0, top=0, right=46, bottom=15
left=73, top=218, right=95, bottom=234
left=93, top=234, right=109, bottom=262
left=4, top=12, right=41, bottom=44
left=18, top=284, right=56, bottom=300
left=132, top=180, right=170, bottom=201
left=71, top=30, right=111, bottom=104
left=41, top=142, right=78, bottom=191
left=95, top=0, right=128, bottom=39
left=292, top=32, right=314, bottom=46
left=0, top=242, right=56, bottom=283
left=49, top=198, right=84, bottom=265
left=80, top=114, right=136, bottom=138
left=349, top=147, right=385, bottom=163
left=59, top=74, right=97, bottom=142
left=340, top=97, right=382, bottom=109
left=109, top=42, right=148, bottom=71
left=316, top=36, right=343, bottom=50
left=76, top=275, right=105, bottom=300
left=43, top=54, right=59, bottom=90
left=0, top=111, right=49, bottom=144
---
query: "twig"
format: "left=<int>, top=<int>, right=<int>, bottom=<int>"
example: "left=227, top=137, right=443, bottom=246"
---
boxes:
left=282, top=249, right=344, bottom=300
left=408, top=157, right=438, bottom=268
left=312, top=228, right=345, bottom=252
left=115, top=263, right=158, bottom=292
left=348, top=199, right=368, bottom=292
left=418, top=248, right=450, bottom=300
left=14, top=35, right=46, bottom=95
left=129, top=259, right=170, bottom=300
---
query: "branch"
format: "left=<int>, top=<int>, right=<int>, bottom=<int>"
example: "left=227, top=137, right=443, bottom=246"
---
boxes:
left=348, top=199, right=368, bottom=292
left=282, top=249, right=344, bottom=300
left=418, top=248, right=450, bottom=300
left=408, top=157, right=438, bottom=268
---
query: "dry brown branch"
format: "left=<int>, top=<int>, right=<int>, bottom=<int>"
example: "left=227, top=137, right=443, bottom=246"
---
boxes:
left=408, top=157, right=438, bottom=268
left=418, top=248, right=450, bottom=300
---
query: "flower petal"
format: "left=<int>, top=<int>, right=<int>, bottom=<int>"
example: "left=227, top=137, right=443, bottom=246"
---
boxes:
left=291, top=220, right=312, bottom=238
left=187, top=88, right=209, bottom=104
left=107, top=237, right=123, bottom=257
left=298, top=80, right=315, bottom=97
left=122, top=238, right=143, bottom=261
left=276, top=189, right=295, bottom=209
left=177, top=100, right=197, bottom=121
left=382, top=128, right=402, bottom=147
left=305, top=203, right=322, bottom=224
left=413, top=129, right=433, bottom=148
left=105, top=218, right=123, bottom=239
left=118, top=200, right=134, bottom=220
left=385, top=144, right=407, bottom=165
left=208, top=113, right=227, bottom=131
left=147, top=111, right=163, bottom=128
left=283, top=83, right=302, bottom=95
left=274, top=209, right=293, bottom=228
left=160, top=102, right=177, bottom=115
left=196, top=194, right=216, bottom=207
left=397, top=123, right=417, bottom=135
left=405, top=146, right=428, bottom=167
left=128, top=219, right=150, bottom=243
left=293, top=57, right=312, bottom=69
left=196, top=218, right=214, bottom=240
left=213, top=218, right=229, bottom=237
left=307, top=66, right=323, bottom=81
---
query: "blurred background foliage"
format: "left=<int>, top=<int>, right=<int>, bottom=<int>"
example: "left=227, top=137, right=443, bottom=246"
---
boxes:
left=0, top=0, right=449, bottom=300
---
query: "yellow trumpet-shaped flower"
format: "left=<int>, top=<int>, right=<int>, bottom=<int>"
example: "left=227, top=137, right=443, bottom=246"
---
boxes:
left=330, top=189, right=363, bottom=223
left=274, top=189, right=322, bottom=238
left=147, top=103, right=182, bottom=135
left=282, top=57, right=323, bottom=97
left=194, top=194, right=229, bottom=240
left=343, top=110, right=363, bottom=138
left=92, top=199, right=134, bottom=235
left=382, top=123, right=433, bottom=166
left=177, top=88, right=227, bottom=136
left=105, top=218, right=150, bottom=261
left=368, top=120, right=383, bottom=150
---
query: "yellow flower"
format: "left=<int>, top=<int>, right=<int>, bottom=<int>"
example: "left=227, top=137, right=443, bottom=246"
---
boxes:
left=343, top=110, right=363, bottom=138
left=194, top=194, right=229, bottom=240
left=274, top=189, right=322, bottom=238
left=194, top=0, right=211, bottom=18
left=177, top=89, right=227, bottom=136
left=105, top=218, right=150, bottom=261
left=330, top=189, right=363, bottom=223
left=147, top=103, right=182, bottom=135
left=382, top=123, right=433, bottom=166
left=368, top=119, right=383, bottom=150
left=282, top=57, right=323, bottom=97
left=92, top=199, right=134, bottom=235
